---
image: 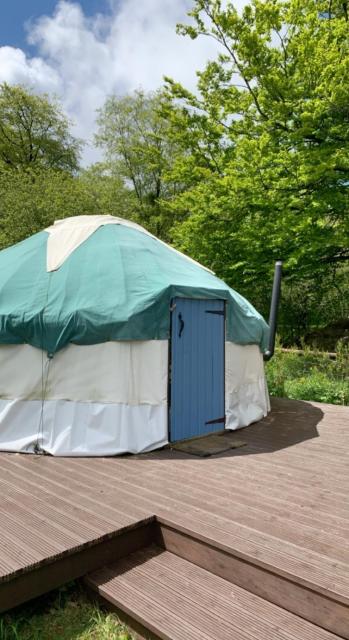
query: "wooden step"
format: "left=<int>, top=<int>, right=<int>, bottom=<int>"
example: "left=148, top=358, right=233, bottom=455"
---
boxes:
left=157, top=518, right=349, bottom=639
left=86, top=545, right=342, bottom=640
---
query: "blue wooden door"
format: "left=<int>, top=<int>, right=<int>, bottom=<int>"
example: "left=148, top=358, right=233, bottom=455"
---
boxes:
left=170, top=298, right=225, bottom=442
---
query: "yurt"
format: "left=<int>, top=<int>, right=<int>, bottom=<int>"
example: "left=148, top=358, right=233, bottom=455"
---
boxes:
left=0, top=215, right=270, bottom=456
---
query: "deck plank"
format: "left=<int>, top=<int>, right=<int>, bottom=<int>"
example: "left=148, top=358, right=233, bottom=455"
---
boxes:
left=0, top=396, right=348, bottom=625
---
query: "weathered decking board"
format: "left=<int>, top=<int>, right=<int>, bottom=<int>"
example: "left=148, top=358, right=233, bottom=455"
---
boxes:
left=87, top=545, right=342, bottom=640
left=0, top=397, right=348, bottom=629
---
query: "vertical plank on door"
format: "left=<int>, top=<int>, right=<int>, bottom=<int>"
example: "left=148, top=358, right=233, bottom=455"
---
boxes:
left=170, top=298, right=225, bottom=442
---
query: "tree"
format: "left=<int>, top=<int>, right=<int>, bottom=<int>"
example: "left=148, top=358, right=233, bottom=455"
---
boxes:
left=162, top=0, right=349, bottom=339
left=0, top=83, right=80, bottom=172
left=79, top=163, right=136, bottom=218
left=95, top=90, right=182, bottom=239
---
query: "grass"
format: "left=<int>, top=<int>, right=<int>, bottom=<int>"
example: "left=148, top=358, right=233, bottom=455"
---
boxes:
left=0, top=582, right=134, bottom=640
left=266, top=340, right=349, bottom=405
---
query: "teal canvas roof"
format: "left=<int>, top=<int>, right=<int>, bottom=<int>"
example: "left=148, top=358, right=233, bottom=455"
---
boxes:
left=0, top=217, right=269, bottom=354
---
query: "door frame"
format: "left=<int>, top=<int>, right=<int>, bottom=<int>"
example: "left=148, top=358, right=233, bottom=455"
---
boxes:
left=168, top=297, right=226, bottom=442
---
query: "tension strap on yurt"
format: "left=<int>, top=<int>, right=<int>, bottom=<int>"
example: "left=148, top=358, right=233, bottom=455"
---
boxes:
left=34, top=273, right=54, bottom=455
left=34, top=352, right=53, bottom=455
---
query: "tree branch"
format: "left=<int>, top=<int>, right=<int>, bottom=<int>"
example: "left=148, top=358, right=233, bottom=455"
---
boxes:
left=202, top=6, right=268, bottom=120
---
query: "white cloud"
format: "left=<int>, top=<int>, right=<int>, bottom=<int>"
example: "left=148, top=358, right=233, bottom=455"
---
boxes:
left=0, top=0, right=244, bottom=165
left=0, top=46, right=61, bottom=93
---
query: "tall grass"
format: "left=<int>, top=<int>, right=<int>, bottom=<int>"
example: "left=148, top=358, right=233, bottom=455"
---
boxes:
left=0, top=582, right=133, bottom=640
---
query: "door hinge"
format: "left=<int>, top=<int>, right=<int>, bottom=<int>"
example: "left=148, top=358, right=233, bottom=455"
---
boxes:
left=205, top=416, right=226, bottom=425
left=205, top=310, right=224, bottom=316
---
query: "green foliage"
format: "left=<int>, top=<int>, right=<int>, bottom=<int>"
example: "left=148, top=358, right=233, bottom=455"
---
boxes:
left=285, top=374, right=349, bottom=404
left=162, top=0, right=349, bottom=333
left=0, top=582, right=133, bottom=639
left=278, top=267, right=349, bottom=345
left=266, top=341, right=349, bottom=404
left=0, top=84, right=80, bottom=172
left=96, top=89, right=181, bottom=240
left=79, top=163, right=136, bottom=218
left=0, top=85, right=134, bottom=250
left=1, top=3, right=348, bottom=347
left=0, top=165, right=134, bottom=249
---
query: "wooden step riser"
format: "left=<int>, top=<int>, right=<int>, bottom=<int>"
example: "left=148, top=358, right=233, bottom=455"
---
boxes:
left=0, top=518, right=156, bottom=614
left=157, top=522, right=349, bottom=640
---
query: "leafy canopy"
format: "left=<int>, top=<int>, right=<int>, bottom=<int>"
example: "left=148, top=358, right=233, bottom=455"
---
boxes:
left=162, top=0, right=349, bottom=331
left=0, top=166, right=134, bottom=250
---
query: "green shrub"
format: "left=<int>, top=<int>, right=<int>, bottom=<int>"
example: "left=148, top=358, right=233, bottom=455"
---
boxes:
left=265, top=340, right=349, bottom=405
left=285, top=373, right=349, bottom=405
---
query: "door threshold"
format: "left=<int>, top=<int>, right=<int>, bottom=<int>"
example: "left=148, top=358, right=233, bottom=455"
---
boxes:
left=170, top=431, right=247, bottom=456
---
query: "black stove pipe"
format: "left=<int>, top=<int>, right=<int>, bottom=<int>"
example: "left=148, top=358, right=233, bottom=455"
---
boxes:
left=263, top=260, right=282, bottom=361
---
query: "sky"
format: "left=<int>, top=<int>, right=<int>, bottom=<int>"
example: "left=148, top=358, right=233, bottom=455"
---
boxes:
left=0, top=0, right=225, bottom=165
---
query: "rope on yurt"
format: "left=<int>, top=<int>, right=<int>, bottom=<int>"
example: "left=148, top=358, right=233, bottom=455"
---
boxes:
left=34, top=272, right=53, bottom=455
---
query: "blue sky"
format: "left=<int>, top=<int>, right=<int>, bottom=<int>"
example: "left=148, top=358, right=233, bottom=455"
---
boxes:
left=0, top=0, right=222, bottom=164
left=0, top=1, right=111, bottom=50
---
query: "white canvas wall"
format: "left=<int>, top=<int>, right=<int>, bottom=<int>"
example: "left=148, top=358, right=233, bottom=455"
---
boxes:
left=0, top=340, right=269, bottom=456
left=225, top=342, right=270, bottom=429
left=0, top=341, right=168, bottom=455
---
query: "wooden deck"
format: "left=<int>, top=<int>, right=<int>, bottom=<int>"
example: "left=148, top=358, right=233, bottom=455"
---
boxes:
left=0, top=397, right=348, bottom=637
